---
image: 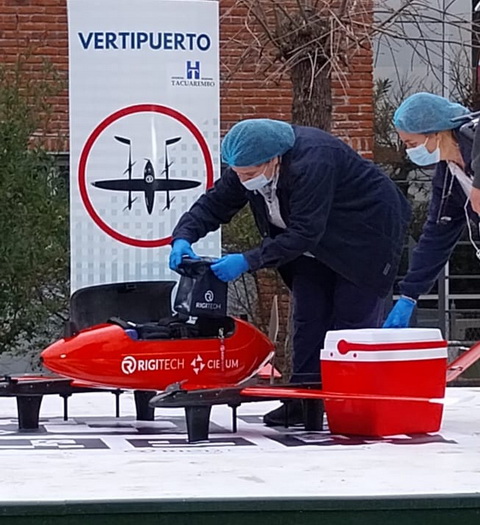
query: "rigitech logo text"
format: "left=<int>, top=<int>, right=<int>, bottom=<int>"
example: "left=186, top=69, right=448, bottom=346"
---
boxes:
left=121, top=355, right=185, bottom=374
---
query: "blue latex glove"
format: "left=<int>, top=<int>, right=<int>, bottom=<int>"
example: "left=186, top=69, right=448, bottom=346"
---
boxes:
left=382, top=296, right=416, bottom=328
left=211, top=254, right=249, bottom=282
left=169, top=239, right=199, bottom=271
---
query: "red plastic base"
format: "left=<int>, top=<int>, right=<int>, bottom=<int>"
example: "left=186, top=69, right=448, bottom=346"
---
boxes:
left=322, top=358, right=447, bottom=436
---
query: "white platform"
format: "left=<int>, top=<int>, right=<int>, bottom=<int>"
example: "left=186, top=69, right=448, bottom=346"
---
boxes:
left=0, top=387, right=479, bottom=503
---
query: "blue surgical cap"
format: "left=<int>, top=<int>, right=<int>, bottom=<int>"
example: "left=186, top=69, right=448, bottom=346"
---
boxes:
left=393, top=92, right=470, bottom=134
left=221, top=119, right=295, bottom=167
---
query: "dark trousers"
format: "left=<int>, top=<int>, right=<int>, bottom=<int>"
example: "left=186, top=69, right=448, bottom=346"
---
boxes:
left=284, top=257, right=386, bottom=384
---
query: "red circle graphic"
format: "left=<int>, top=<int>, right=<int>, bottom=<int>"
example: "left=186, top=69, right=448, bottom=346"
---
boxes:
left=78, top=104, right=214, bottom=248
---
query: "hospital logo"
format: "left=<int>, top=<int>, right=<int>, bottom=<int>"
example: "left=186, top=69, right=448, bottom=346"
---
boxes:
left=170, top=60, right=216, bottom=88
left=186, top=60, right=200, bottom=80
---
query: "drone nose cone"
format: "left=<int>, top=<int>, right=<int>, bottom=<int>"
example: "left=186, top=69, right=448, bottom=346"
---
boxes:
left=144, top=160, right=154, bottom=176
left=41, top=339, right=69, bottom=375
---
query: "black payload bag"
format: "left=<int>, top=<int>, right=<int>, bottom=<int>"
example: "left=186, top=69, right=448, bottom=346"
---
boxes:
left=173, top=257, right=228, bottom=318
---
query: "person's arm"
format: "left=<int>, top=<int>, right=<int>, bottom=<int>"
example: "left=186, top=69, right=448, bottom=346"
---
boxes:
left=172, top=168, right=249, bottom=244
left=400, top=169, right=465, bottom=300
left=470, top=123, right=480, bottom=213
left=244, top=149, right=336, bottom=271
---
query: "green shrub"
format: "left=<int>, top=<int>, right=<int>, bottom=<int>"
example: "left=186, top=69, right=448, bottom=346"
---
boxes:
left=0, top=58, right=68, bottom=354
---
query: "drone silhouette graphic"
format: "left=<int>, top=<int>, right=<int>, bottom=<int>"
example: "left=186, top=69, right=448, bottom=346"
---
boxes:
left=91, top=135, right=201, bottom=214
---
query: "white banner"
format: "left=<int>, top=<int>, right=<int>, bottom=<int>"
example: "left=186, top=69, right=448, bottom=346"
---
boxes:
left=68, top=0, right=220, bottom=293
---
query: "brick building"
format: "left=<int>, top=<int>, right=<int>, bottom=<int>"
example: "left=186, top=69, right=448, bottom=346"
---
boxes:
left=220, top=0, right=374, bottom=156
left=0, top=0, right=375, bottom=373
left=0, top=0, right=374, bottom=153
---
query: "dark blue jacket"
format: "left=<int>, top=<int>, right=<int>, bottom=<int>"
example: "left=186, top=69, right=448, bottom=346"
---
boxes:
left=473, top=123, right=480, bottom=188
left=400, top=130, right=477, bottom=300
left=173, top=126, right=411, bottom=298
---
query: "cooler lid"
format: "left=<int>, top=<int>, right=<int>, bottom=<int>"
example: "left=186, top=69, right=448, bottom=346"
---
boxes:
left=321, top=328, right=447, bottom=362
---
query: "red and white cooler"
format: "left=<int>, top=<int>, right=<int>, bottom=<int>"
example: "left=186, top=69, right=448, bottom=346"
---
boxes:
left=320, top=328, right=448, bottom=436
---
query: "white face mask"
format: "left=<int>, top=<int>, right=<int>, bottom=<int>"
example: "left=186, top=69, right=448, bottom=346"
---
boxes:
left=241, top=173, right=271, bottom=191
left=406, top=137, right=441, bottom=166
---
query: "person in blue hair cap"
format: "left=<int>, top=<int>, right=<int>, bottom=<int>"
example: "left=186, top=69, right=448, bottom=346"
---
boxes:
left=384, top=92, right=479, bottom=329
left=220, top=118, right=295, bottom=168
left=170, top=118, right=411, bottom=427
left=393, top=92, right=469, bottom=135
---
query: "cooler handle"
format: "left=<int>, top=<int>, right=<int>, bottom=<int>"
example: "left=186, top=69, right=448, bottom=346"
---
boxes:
left=337, top=339, right=448, bottom=355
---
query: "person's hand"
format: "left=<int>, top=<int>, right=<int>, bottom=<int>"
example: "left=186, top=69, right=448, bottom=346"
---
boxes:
left=169, top=239, right=199, bottom=271
left=470, top=187, right=480, bottom=214
left=211, top=254, right=249, bottom=282
left=382, top=296, right=416, bottom=328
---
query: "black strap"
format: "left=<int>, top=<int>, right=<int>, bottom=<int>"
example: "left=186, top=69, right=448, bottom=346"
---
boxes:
left=107, top=316, right=133, bottom=330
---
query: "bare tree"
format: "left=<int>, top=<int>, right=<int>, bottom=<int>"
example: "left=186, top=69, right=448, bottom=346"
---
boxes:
left=222, top=0, right=376, bottom=129
left=221, top=0, right=478, bottom=128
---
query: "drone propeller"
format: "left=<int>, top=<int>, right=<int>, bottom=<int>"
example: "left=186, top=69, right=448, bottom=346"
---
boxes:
left=163, top=196, right=175, bottom=211
left=115, top=136, right=137, bottom=212
left=161, top=161, right=174, bottom=176
left=114, top=136, right=131, bottom=145
left=123, top=160, right=136, bottom=176
left=123, top=196, right=138, bottom=211
left=152, top=381, right=187, bottom=402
